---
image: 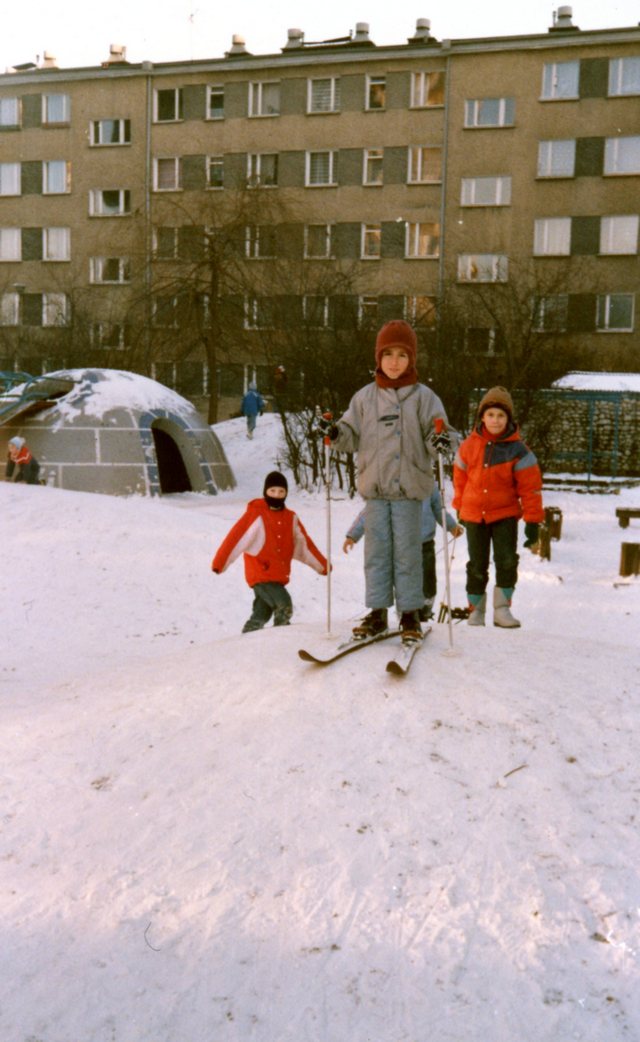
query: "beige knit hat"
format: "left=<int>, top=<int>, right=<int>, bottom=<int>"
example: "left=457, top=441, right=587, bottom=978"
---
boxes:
left=477, top=386, right=515, bottom=421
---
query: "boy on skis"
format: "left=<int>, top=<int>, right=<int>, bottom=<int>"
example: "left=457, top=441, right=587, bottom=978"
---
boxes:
left=212, top=470, right=328, bottom=633
left=452, top=386, right=544, bottom=628
left=319, top=319, right=452, bottom=644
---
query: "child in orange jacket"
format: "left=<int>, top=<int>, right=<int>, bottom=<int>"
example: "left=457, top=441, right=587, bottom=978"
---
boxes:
left=452, top=386, right=544, bottom=628
left=212, top=470, right=328, bottom=632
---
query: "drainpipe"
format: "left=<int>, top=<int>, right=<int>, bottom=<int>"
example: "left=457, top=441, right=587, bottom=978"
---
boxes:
left=142, top=61, right=154, bottom=369
left=438, top=46, right=452, bottom=303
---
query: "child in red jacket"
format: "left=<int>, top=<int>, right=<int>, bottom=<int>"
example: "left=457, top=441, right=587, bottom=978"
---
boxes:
left=452, top=387, right=544, bottom=628
left=212, top=471, right=328, bottom=632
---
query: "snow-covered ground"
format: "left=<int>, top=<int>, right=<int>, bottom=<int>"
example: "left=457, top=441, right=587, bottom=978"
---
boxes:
left=2, top=413, right=639, bottom=1042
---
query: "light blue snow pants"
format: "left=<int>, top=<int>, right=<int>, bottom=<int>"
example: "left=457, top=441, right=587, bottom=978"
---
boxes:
left=364, top=498, right=423, bottom=612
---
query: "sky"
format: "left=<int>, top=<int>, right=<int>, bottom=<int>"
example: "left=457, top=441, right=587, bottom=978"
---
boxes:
left=3, top=0, right=639, bottom=71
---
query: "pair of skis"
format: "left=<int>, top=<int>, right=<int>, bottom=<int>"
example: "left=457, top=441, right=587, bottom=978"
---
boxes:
left=298, top=625, right=431, bottom=676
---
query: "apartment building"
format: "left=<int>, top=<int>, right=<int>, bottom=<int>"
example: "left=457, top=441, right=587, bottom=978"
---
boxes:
left=0, top=7, right=638, bottom=404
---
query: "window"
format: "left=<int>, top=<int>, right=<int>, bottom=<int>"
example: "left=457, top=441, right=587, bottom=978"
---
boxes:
left=245, top=226, right=276, bottom=259
left=411, top=71, right=445, bottom=108
left=0, top=97, right=20, bottom=127
left=90, top=257, right=131, bottom=283
left=534, top=218, right=571, bottom=256
left=153, top=227, right=179, bottom=259
left=306, top=151, right=337, bottom=186
left=153, top=157, right=182, bottom=191
left=152, top=296, right=179, bottom=328
left=604, top=136, right=640, bottom=175
left=405, top=295, right=437, bottom=326
left=91, top=322, right=129, bottom=349
left=89, top=189, right=131, bottom=216
left=43, top=94, right=70, bottom=124
left=458, top=254, right=508, bottom=283
left=537, top=139, right=576, bottom=178
left=464, top=98, right=515, bottom=128
left=0, top=293, right=19, bottom=326
left=533, top=295, right=569, bottom=332
left=154, top=89, right=183, bottom=122
left=43, top=160, right=70, bottom=194
left=303, top=295, right=330, bottom=328
left=244, top=295, right=275, bottom=329
left=541, top=61, right=579, bottom=100
left=207, top=155, right=224, bottom=189
left=361, top=224, right=381, bottom=259
left=308, top=78, right=340, bottom=113
left=609, top=57, right=640, bottom=96
left=600, top=215, right=639, bottom=255
left=461, top=176, right=511, bottom=206
left=359, top=296, right=378, bottom=327
left=90, top=119, right=131, bottom=146
left=408, top=146, right=442, bottom=183
left=43, top=227, right=70, bottom=262
left=247, top=153, right=278, bottom=187
left=0, top=162, right=20, bottom=196
left=363, top=148, right=383, bottom=186
left=366, top=76, right=386, bottom=110
left=42, top=292, right=70, bottom=326
left=596, top=293, right=634, bottom=331
left=304, top=223, right=332, bottom=258
left=0, top=228, right=21, bottom=261
left=249, top=81, right=280, bottom=116
left=207, top=85, right=224, bottom=119
left=406, top=222, right=440, bottom=258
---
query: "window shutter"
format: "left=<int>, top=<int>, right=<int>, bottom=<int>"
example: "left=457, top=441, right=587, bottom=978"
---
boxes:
left=567, top=294, right=596, bottom=332
left=579, top=59, right=609, bottom=99
left=182, top=84, right=206, bottom=120
left=23, top=293, right=43, bottom=326
left=21, top=95, right=42, bottom=128
left=570, top=216, right=600, bottom=255
left=22, top=227, right=42, bottom=260
left=575, top=137, right=604, bottom=177
left=21, top=160, right=42, bottom=195
left=182, top=154, right=206, bottom=191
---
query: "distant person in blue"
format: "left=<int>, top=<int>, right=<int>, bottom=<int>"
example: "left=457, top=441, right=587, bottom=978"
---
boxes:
left=344, top=487, right=463, bottom=621
left=241, top=382, right=265, bottom=440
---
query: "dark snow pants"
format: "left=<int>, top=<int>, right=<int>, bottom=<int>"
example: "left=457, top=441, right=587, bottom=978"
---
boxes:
left=242, top=581, right=293, bottom=632
left=464, top=517, right=519, bottom=596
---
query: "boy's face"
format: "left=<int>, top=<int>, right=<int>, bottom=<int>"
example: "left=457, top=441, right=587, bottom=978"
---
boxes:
left=265, top=486, right=287, bottom=500
left=482, top=407, right=509, bottom=436
left=380, top=347, right=410, bottom=379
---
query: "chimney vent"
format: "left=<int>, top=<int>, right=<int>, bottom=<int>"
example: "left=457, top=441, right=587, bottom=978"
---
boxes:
left=353, top=22, right=371, bottom=43
left=550, top=6, right=580, bottom=31
left=41, top=51, right=58, bottom=69
left=107, top=44, right=127, bottom=63
left=226, top=34, right=249, bottom=56
left=408, top=18, right=434, bottom=43
left=284, top=28, right=304, bottom=49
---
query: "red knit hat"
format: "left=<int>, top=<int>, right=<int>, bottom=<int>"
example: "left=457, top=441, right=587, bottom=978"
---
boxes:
left=375, top=320, right=417, bottom=370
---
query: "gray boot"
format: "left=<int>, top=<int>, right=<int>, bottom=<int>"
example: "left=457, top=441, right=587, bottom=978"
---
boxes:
left=493, top=587, right=521, bottom=628
left=467, top=594, right=486, bottom=626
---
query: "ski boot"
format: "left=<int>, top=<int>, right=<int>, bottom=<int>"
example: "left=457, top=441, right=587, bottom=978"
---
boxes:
left=399, top=610, right=423, bottom=645
left=352, top=607, right=388, bottom=640
left=418, top=597, right=435, bottom=623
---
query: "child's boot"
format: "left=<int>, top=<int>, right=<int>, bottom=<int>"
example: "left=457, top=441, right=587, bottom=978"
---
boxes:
left=273, top=606, right=292, bottom=627
left=353, top=607, right=388, bottom=639
left=467, top=593, right=486, bottom=626
left=419, top=597, right=435, bottom=622
left=493, top=587, right=521, bottom=628
left=400, top=610, right=423, bottom=644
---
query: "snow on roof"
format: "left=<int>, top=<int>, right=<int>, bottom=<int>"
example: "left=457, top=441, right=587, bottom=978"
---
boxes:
left=553, top=371, right=640, bottom=393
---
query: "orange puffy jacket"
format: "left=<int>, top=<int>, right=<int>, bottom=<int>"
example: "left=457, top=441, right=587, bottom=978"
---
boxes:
left=212, top=498, right=327, bottom=587
left=452, top=425, right=544, bottom=525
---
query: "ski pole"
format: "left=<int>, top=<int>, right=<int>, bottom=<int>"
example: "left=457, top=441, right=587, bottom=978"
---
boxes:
left=434, top=418, right=455, bottom=652
left=315, top=407, right=333, bottom=634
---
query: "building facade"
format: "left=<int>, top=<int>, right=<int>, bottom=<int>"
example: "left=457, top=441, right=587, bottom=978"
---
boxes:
left=0, top=8, right=638, bottom=411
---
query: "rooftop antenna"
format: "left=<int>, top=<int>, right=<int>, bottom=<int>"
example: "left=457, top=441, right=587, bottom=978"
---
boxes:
left=187, top=2, right=198, bottom=58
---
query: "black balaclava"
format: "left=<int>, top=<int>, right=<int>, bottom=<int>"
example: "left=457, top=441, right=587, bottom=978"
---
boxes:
left=263, top=470, right=288, bottom=510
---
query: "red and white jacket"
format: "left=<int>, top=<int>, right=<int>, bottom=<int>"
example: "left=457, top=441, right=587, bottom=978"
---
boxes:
left=212, top=498, right=327, bottom=588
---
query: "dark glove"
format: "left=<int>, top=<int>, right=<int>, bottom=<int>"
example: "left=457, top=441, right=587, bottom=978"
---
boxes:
left=524, top=522, right=540, bottom=548
left=315, top=412, right=339, bottom=441
left=433, top=426, right=451, bottom=453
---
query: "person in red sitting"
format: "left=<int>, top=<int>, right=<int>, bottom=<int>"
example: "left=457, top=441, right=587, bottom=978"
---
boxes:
left=5, top=436, right=40, bottom=485
left=211, top=470, right=328, bottom=632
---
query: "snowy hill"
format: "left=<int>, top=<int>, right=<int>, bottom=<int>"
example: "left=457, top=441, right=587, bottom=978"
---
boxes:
left=2, top=414, right=639, bottom=1042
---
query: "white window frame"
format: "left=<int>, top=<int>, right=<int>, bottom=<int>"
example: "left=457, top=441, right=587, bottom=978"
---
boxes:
left=207, top=155, right=224, bottom=190
left=303, top=294, right=330, bottom=328
left=307, top=77, right=341, bottom=114
left=460, top=176, right=511, bottom=206
left=43, top=227, right=70, bottom=262
left=541, top=61, right=580, bottom=100
left=596, top=293, right=635, bottom=332
left=42, top=292, right=70, bottom=327
left=89, top=189, right=131, bottom=217
left=249, top=81, right=280, bottom=117
left=42, top=93, right=70, bottom=124
left=90, top=256, right=131, bottom=284
left=410, top=71, right=445, bottom=108
left=304, top=223, right=332, bottom=259
left=43, top=160, right=70, bottom=195
left=363, top=148, right=383, bottom=186
left=0, top=162, right=20, bottom=197
left=366, top=75, right=386, bottom=111
left=244, top=295, right=274, bottom=330
left=0, top=292, right=19, bottom=326
left=247, top=152, right=278, bottom=187
left=306, top=151, right=337, bottom=187
left=152, top=295, right=179, bottom=328
left=358, top=295, right=378, bottom=328
left=405, top=222, right=440, bottom=259
left=404, top=295, right=437, bottom=327
left=537, top=139, right=576, bottom=178
left=90, top=118, right=131, bottom=146
left=464, top=97, right=515, bottom=128
left=0, top=97, right=20, bottom=127
left=154, top=88, right=183, bottom=123
left=533, top=295, right=569, bottom=332
left=361, top=223, right=381, bottom=259
left=0, top=227, right=21, bottom=261
left=533, top=218, right=571, bottom=256
left=153, top=157, right=182, bottom=192
left=599, top=215, right=639, bottom=255
left=604, top=136, right=640, bottom=176
left=152, top=226, right=179, bottom=259
left=608, top=57, right=640, bottom=97
left=457, top=254, right=508, bottom=283
left=408, top=146, right=442, bottom=184
left=91, top=322, right=129, bottom=350
left=207, top=85, right=224, bottom=120
left=245, top=226, right=276, bottom=260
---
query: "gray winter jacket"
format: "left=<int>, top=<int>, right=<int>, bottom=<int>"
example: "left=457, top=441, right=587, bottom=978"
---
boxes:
left=332, top=381, right=449, bottom=501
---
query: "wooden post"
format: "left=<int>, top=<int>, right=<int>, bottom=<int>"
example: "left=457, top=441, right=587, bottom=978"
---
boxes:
left=619, top=542, right=640, bottom=578
left=544, top=506, right=563, bottom=540
left=537, top=523, right=552, bottom=561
